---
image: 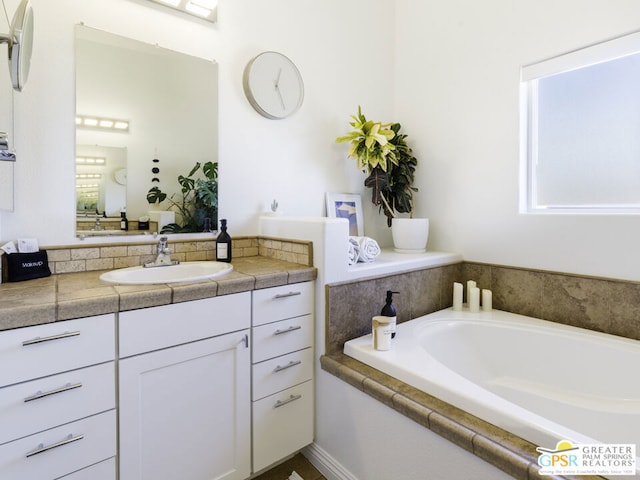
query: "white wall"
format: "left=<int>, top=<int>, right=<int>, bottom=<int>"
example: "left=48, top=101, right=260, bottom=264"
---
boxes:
left=0, top=0, right=395, bottom=246
left=5, top=0, right=638, bottom=281
left=394, top=0, right=640, bottom=281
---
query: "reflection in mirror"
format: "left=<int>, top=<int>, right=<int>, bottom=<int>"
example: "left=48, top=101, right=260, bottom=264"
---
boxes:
left=75, top=25, right=218, bottom=236
left=76, top=145, right=126, bottom=215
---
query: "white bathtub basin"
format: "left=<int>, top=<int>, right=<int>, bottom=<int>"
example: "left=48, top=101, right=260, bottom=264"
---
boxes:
left=99, top=261, right=233, bottom=284
left=344, top=308, right=640, bottom=475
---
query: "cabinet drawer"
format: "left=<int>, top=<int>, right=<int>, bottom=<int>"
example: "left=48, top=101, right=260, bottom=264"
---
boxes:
left=119, top=292, right=251, bottom=357
left=0, top=410, right=116, bottom=480
left=252, top=314, right=313, bottom=363
left=252, top=380, right=313, bottom=472
left=58, top=457, right=115, bottom=480
left=252, top=282, right=313, bottom=326
left=0, top=362, right=115, bottom=445
left=0, top=315, right=115, bottom=388
left=252, top=348, right=313, bottom=401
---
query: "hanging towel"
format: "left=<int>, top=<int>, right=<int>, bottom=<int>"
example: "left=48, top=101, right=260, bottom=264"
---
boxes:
left=349, top=236, right=381, bottom=263
left=347, top=237, right=360, bottom=265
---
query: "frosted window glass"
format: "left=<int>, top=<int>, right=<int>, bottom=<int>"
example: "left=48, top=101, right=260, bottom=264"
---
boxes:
left=535, top=53, right=640, bottom=208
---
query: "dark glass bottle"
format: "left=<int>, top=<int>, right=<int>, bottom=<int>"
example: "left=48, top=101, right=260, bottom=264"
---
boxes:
left=381, top=290, right=399, bottom=338
left=216, top=219, right=232, bottom=262
left=120, top=211, right=129, bottom=231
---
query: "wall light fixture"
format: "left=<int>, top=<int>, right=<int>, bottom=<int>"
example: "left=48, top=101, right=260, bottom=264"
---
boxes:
left=76, top=115, right=130, bottom=132
left=146, top=0, right=217, bottom=23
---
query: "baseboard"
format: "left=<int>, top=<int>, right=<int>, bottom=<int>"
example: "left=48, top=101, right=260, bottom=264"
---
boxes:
left=302, top=442, right=358, bottom=480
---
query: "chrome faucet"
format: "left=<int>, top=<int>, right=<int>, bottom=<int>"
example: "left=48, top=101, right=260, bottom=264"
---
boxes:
left=93, top=218, right=104, bottom=231
left=144, top=236, right=180, bottom=267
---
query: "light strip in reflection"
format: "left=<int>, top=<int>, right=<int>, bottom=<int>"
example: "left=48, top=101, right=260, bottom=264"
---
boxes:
left=76, top=115, right=130, bottom=132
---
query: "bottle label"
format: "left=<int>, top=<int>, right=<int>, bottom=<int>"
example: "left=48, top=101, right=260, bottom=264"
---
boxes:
left=388, top=316, right=397, bottom=333
left=217, top=243, right=228, bottom=259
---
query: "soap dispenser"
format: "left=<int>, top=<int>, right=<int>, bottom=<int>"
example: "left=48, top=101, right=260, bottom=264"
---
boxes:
left=381, top=290, right=399, bottom=338
left=216, top=219, right=232, bottom=263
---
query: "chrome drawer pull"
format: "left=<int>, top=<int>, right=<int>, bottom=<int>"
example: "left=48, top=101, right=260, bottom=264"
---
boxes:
left=26, top=433, right=84, bottom=458
left=273, top=360, right=302, bottom=373
left=24, top=382, right=83, bottom=403
left=273, top=325, right=301, bottom=336
left=22, top=331, right=80, bottom=346
left=274, top=394, right=302, bottom=409
left=273, top=291, right=302, bottom=299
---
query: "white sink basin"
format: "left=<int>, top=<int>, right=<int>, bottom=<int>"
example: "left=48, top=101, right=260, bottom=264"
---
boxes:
left=99, top=261, right=233, bottom=285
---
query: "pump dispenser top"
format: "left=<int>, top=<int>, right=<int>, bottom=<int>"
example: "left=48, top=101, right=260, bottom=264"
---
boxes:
left=381, top=290, right=399, bottom=338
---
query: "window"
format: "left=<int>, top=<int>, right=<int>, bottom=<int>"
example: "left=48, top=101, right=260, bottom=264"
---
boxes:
left=521, top=32, right=640, bottom=213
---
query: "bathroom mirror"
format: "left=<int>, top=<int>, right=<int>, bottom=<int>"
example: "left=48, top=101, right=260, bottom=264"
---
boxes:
left=75, top=25, right=218, bottom=236
left=0, top=0, right=34, bottom=91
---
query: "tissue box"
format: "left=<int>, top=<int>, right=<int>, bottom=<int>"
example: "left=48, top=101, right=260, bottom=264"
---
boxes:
left=3, top=250, right=51, bottom=282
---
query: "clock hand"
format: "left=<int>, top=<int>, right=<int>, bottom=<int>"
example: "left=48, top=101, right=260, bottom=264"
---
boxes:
left=276, top=83, right=286, bottom=110
left=274, top=68, right=285, bottom=110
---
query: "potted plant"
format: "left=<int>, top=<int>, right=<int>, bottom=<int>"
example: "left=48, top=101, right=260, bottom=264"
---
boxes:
left=336, top=106, right=428, bottom=252
left=146, top=161, right=218, bottom=233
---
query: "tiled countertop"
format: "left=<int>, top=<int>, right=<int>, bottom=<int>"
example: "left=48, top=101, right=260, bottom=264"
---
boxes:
left=321, top=354, right=605, bottom=480
left=0, top=256, right=317, bottom=331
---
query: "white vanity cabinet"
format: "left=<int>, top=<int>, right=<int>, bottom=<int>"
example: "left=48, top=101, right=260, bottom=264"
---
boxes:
left=0, top=314, right=116, bottom=480
left=118, top=292, right=252, bottom=480
left=251, top=282, right=314, bottom=472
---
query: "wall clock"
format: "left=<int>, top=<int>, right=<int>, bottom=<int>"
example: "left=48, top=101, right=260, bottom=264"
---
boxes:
left=243, top=51, right=304, bottom=119
left=114, top=168, right=127, bottom=185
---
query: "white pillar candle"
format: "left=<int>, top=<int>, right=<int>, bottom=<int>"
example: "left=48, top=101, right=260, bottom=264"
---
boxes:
left=482, top=289, right=493, bottom=311
left=452, top=282, right=463, bottom=311
left=469, top=287, right=480, bottom=313
left=466, top=280, right=476, bottom=305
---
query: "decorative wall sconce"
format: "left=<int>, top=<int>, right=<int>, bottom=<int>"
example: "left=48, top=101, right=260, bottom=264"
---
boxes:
left=76, top=115, right=129, bottom=132
left=146, top=0, right=217, bottom=23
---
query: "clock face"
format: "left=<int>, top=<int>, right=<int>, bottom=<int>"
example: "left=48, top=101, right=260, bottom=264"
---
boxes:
left=114, top=168, right=127, bottom=185
left=243, top=51, right=304, bottom=119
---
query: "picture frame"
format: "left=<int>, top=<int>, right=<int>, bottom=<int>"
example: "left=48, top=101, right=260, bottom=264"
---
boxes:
left=325, top=192, right=364, bottom=236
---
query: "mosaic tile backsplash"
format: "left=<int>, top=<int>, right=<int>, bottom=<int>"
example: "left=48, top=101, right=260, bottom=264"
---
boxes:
left=326, top=262, right=640, bottom=355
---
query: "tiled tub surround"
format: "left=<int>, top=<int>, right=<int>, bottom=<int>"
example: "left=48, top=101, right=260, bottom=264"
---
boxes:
left=322, top=261, right=640, bottom=480
left=0, top=239, right=315, bottom=331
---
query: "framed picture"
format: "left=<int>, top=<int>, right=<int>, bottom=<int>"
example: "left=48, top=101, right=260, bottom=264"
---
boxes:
left=325, top=192, right=364, bottom=236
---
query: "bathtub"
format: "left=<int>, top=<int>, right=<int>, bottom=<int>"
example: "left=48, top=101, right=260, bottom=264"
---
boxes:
left=344, top=308, right=640, bottom=472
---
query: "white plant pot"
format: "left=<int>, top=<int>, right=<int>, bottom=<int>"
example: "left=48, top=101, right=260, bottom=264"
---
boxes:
left=391, top=218, right=429, bottom=253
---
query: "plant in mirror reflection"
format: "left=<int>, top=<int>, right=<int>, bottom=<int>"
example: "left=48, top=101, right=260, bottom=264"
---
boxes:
left=146, top=161, right=218, bottom=233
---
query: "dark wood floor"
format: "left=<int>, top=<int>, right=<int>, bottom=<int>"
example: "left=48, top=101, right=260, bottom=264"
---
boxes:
left=252, top=453, right=326, bottom=480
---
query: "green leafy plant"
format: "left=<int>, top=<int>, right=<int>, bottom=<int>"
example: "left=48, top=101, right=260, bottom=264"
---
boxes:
left=146, top=161, right=218, bottom=233
left=337, top=107, right=418, bottom=226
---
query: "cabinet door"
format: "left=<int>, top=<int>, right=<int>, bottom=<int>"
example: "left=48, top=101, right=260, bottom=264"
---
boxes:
left=119, top=330, right=251, bottom=480
left=0, top=410, right=116, bottom=480
left=0, top=314, right=115, bottom=388
left=252, top=380, right=314, bottom=472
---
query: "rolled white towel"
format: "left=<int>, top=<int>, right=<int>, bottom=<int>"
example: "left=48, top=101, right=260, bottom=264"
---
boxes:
left=347, top=237, right=360, bottom=265
left=350, top=236, right=380, bottom=263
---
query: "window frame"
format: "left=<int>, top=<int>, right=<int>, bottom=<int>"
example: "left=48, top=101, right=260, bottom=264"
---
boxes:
left=520, top=31, right=640, bottom=214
